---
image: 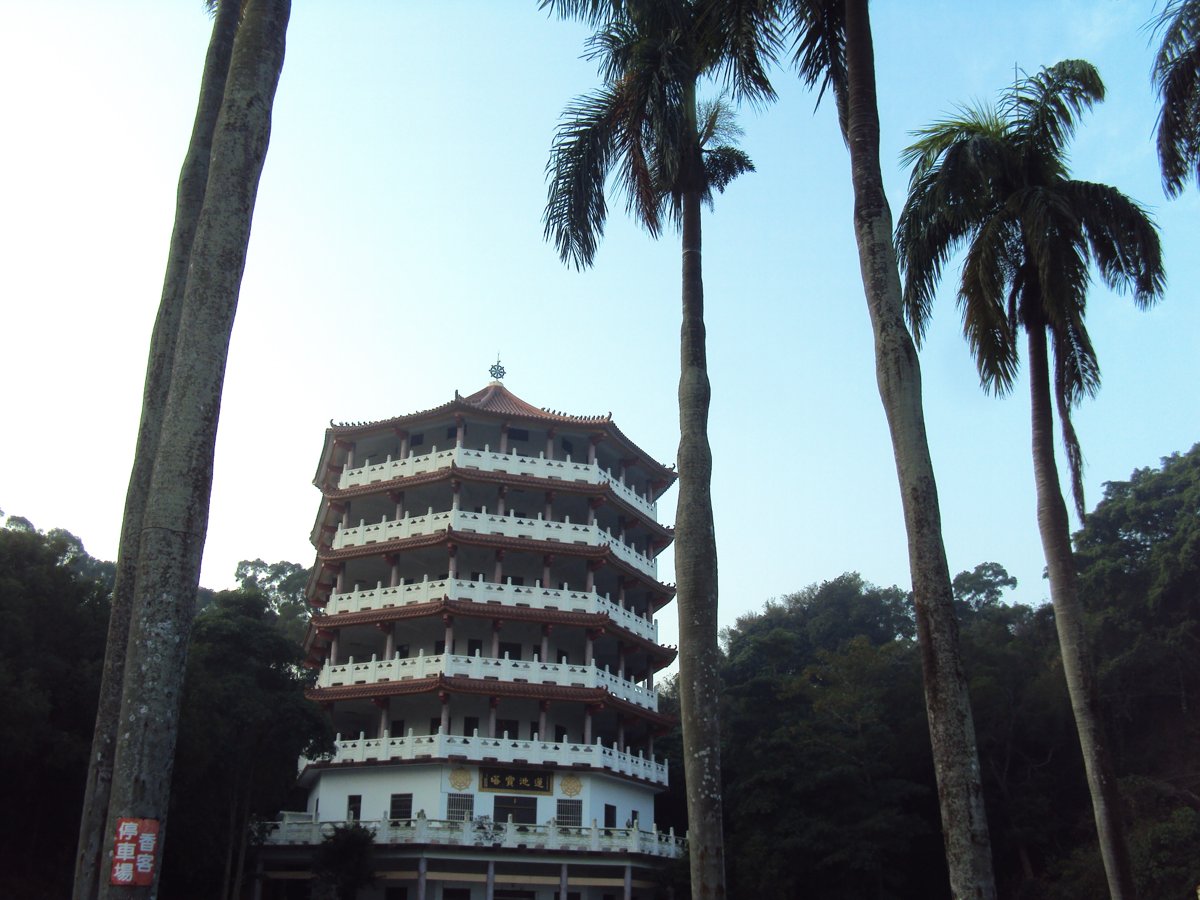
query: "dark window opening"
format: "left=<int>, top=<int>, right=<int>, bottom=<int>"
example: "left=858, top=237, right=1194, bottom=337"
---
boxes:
left=390, top=718, right=405, bottom=736
left=467, top=638, right=483, bottom=657
left=389, top=793, right=412, bottom=822
left=509, top=428, right=530, bottom=442
left=494, top=795, right=537, bottom=825
left=603, top=803, right=616, bottom=829
left=410, top=433, right=424, bottom=447
left=429, top=717, right=442, bottom=735
left=555, top=725, right=569, bottom=743
left=499, top=641, right=522, bottom=660
left=347, top=795, right=362, bottom=822
left=463, top=716, right=480, bottom=737
left=496, top=718, right=519, bottom=740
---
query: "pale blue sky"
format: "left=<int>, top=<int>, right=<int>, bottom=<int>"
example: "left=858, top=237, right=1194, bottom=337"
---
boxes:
left=2, top=2, right=1195, bottom=650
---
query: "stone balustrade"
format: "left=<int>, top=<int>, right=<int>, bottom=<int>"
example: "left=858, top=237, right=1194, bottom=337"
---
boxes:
left=303, top=730, right=668, bottom=786
left=338, top=445, right=658, bottom=519
left=317, top=652, right=658, bottom=710
left=264, top=811, right=684, bottom=858
left=322, top=578, right=658, bottom=643
left=333, top=509, right=658, bottom=579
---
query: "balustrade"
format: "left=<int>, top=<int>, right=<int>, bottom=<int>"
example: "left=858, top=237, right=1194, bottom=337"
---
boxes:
left=318, top=652, right=658, bottom=710
left=338, top=445, right=658, bottom=519
left=301, top=729, right=668, bottom=786
left=264, top=810, right=684, bottom=858
left=322, top=578, right=658, bottom=643
left=332, top=509, right=658, bottom=579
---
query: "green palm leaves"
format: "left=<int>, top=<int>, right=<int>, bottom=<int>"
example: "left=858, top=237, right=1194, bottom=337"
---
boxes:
left=896, top=60, right=1165, bottom=516
left=1154, top=0, right=1200, bottom=195
left=542, top=0, right=762, bottom=269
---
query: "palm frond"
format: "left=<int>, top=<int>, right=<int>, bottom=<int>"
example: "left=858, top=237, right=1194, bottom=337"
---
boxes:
left=958, top=215, right=1020, bottom=393
left=697, top=97, right=742, bottom=146
left=1063, top=180, right=1167, bottom=306
left=1051, top=319, right=1099, bottom=519
left=1008, top=185, right=1089, bottom=331
left=697, top=0, right=781, bottom=103
left=1009, top=59, right=1104, bottom=164
left=896, top=123, right=1010, bottom=343
left=539, top=0, right=626, bottom=27
left=901, top=104, right=1007, bottom=180
left=703, top=145, right=754, bottom=195
left=1152, top=0, right=1200, bottom=195
left=544, top=87, right=623, bottom=269
left=787, top=0, right=846, bottom=114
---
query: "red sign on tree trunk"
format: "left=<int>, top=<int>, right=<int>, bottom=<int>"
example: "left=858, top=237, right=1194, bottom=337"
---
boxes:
left=109, top=818, right=159, bottom=887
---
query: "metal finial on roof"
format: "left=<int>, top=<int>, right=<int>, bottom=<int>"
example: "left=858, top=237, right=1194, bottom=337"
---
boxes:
left=489, top=355, right=506, bottom=382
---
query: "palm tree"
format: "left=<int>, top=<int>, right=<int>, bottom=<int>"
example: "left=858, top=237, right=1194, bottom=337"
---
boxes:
left=896, top=59, right=1165, bottom=900
left=788, top=2, right=1000, bottom=896
left=73, top=4, right=241, bottom=897
left=542, top=3, right=771, bottom=895
left=92, top=2, right=291, bottom=897
left=1153, top=0, right=1200, bottom=195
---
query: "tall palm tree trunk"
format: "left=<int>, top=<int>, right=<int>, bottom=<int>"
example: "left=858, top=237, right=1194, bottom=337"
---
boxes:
left=72, top=6, right=241, bottom=899
left=1026, top=327, right=1136, bottom=900
left=96, top=2, right=290, bottom=897
left=842, top=2, right=996, bottom=897
left=675, top=107, right=725, bottom=897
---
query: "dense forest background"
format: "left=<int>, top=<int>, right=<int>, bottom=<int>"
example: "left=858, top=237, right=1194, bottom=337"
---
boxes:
left=1, top=444, right=1196, bottom=899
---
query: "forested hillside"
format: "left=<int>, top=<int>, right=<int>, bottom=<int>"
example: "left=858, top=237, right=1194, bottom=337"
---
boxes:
left=1, top=444, right=1195, bottom=898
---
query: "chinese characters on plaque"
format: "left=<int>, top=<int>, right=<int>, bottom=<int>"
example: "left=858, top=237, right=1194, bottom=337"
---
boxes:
left=109, top=818, right=159, bottom=887
left=478, top=767, right=553, bottom=795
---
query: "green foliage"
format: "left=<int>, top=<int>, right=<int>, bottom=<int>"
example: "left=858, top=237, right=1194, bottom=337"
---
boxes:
left=1153, top=0, right=1200, bottom=195
left=952, top=561, right=1018, bottom=613
left=159, top=584, right=332, bottom=899
left=543, top=0, right=766, bottom=268
left=0, top=518, right=111, bottom=899
left=896, top=59, right=1165, bottom=517
left=720, top=574, right=941, bottom=899
left=235, top=557, right=312, bottom=645
left=313, top=823, right=376, bottom=900
left=705, top=468, right=1199, bottom=900
left=1072, top=447, right=1200, bottom=897
left=0, top=516, right=322, bottom=899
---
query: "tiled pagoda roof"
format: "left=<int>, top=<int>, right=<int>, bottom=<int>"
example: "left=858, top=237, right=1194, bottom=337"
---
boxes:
left=316, top=382, right=676, bottom=488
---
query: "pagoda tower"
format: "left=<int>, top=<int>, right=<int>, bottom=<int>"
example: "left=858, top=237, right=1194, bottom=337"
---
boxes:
left=262, top=372, right=682, bottom=900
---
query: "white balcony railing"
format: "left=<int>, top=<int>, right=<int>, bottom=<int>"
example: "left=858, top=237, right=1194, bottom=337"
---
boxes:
left=332, top=509, right=658, bottom=579
left=322, top=578, right=659, bottom=644
left=305, top=730, right=668, bottom=786
left=317, top=652, right=658, bottom=710
left=338, top=445, right=658, bottom=520
left=263, top=811, right=684, bottom=858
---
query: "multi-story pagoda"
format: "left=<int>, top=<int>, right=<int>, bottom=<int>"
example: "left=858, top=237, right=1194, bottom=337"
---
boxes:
left=262, top=372, right=683, bottom=900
